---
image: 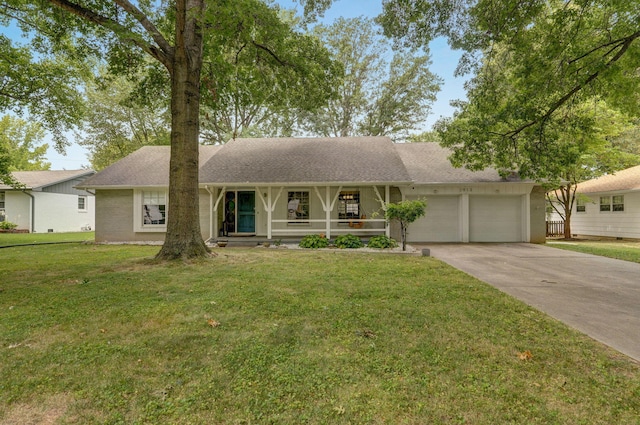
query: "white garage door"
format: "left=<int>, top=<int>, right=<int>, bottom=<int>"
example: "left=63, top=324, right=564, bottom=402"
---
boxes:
left=469, top=195, right=523, bottom=242
left=407, top=196, right=460, bottom=242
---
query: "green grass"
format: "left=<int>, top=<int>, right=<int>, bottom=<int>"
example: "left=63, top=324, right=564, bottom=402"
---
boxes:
left=0, top=231, right=95, bottom=247
left=548, top=239, right=640, bottom=263
left=1, top=244, right=639, bottom=424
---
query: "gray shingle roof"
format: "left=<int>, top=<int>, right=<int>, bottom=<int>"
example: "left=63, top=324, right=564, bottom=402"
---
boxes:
left=576, top=165, right=640, bottom=193
left=0, top=170, right=95, bottom=190
left=78, top=138, right=520, bottom=188
left=200, top=137, right=412, bottom=184
left=394, top=143, right=504, bottom=183
left=77, top=145, right=221, bottom=188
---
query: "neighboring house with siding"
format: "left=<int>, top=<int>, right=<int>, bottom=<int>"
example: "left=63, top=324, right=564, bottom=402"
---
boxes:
left=570, top=165, right=640, bottom=239
left=0, top=170, right=96, bottom=233
left=77, top=137, right=546, bottom=244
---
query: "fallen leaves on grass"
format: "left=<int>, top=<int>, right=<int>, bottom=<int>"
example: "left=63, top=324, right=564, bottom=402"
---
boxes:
left=207, top=318, right=220, bottom=328
left=355, top=329, right=376, bottom=339
left=518, top=350, right=533, bottom=361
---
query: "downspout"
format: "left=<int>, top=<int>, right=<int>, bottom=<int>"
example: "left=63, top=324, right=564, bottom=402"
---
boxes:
left=21, top=190, right=35, bottom=233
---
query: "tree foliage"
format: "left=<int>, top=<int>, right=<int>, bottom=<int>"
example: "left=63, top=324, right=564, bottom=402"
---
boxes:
left=385, top=199, right=427, bottom=251
left=0, top=35, right=86, bottom=152
left=78, top=71, right=170, bottom=170
left=380, top=0, right=640, bottom=177
left=0, top=115, right=50, bottom=172
left=199, top=7, right=342, bottom=144
left=301, top=16, right=441, bottom=141
left=544, top=101, right=640, bottom=238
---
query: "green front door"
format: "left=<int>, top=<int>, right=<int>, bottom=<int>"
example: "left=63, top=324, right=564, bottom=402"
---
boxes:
left=237, top=191, right=255, bottom=233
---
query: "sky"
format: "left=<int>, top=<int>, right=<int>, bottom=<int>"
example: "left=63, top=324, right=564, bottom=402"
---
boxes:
left=44, top=0, right=468, bottom=170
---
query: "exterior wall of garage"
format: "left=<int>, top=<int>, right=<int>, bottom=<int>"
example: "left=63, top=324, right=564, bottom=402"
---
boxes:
left=403, top=183, right=543, bottom=243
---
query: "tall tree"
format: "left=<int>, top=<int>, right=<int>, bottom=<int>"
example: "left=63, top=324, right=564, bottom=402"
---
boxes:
left=199, top=9, right=341, bottom=144
left=78, top=71, right=170, bottom=170
left=2, top=0, right=334, bottom=260
left=380, top=0, right=640, bottom=174
left=301, top=16, right=441, bottom=141
left=0, top=36, right=86, bottom=151
left=542, top=101, right=639, bottom=238
left=0, top=35, right=85, bottom=184
left=0, top=115, right=50, bottom=171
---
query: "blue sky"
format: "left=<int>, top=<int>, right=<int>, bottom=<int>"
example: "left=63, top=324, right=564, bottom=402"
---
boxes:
left=43, top=0, right=467, bottom=169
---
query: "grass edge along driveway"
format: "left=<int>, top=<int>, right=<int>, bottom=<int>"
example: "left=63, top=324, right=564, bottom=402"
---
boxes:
left=1, top=244, right=639, bottom=424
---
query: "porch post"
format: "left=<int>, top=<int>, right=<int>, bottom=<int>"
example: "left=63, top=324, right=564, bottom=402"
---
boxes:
left=325, top=186, right=331, bottom=238
left=208, top=186, right=214, bottom=241
left=267, top=187, right=273, bottom=240
left=212, top=187, right=226, bottom=240
left=385, top=185, right=390, bottom=237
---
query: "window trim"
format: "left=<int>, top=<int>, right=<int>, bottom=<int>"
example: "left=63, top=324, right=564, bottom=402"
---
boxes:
left=599, top=196, right=611, bottom=212
left=287, top=190, right=310, bottom=225
left=0, top=191, right=5, bottom=222
left=78, top=195, right=87, bottom=212
left=599, top=195, right=624, bottom=213
left=338, top=190, right=361, bottom=221
left=612, top=195, right=625, bottom=212
left=134, top=189, right=168, bottom=232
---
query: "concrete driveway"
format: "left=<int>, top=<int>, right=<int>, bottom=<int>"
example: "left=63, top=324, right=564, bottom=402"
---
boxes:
left=422, top=243, right=640, bottom=362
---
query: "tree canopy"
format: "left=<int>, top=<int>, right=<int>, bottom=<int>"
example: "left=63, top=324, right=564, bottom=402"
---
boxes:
left=0, top=115, right=50, bottom=171
left=380, top=0, right=640, bottom=178
left=301, top=16, right=441, bottom=141
left=78, top=70, right=171, bottom=170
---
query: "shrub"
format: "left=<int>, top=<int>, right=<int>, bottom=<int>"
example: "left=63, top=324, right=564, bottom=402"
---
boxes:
left=367, top=235, right=398, bottom=249
left=0, top=221, right=18, bottom=230
left=299, top=234, right=329, bottom=249
left=334, top=234, right=364, bottom=249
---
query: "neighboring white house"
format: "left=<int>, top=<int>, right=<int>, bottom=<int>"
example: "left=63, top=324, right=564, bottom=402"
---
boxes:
left=570, top=165, right=640, bottom=239
left=0, top=170, right=96, bottom=233
left=77, top=137, right=547, bottom=244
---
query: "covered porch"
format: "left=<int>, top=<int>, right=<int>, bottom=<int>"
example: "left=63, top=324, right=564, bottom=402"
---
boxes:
left=203, top=184, right=399, bottom=241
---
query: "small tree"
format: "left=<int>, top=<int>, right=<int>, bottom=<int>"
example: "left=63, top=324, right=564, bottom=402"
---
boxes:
left=385, top=199, right=427, bottom=251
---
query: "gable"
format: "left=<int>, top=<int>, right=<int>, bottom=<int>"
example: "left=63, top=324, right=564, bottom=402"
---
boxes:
left=0, top=170, right=95, bottom=191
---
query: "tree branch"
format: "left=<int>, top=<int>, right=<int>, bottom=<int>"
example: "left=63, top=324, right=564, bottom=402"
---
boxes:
left=113, top=0, right=173, bottom=57
left=251, top=40, right=291, bottom=67
left=44, top=0, right=172, bottom=67
left=504, top=30, right=640, bottom=140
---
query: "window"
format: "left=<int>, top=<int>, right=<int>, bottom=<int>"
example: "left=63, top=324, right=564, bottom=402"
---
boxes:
left=0, top=191, right=5, bottom=222
left=613, top=195, right=625, bottom=212
left=143, top=191, right=166, bottom=225
left=287, top=191, right=309, bottom=222
left=576, top=198, right=586, bottom=213
left=338, top=191, right=360, bottom=220
left=78, top=195, right=87, bottom=211
left=600, top=195, right=624, bottom=212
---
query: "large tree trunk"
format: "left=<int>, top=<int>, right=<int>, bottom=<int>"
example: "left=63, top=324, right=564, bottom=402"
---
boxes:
left=564, top=199, right=572, bottom=240
left=156, top=0, right=210, bottom=260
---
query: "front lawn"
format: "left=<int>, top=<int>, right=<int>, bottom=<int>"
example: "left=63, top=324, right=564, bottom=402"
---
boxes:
left=0, top=231, right=95, bottom=247
left=548, top=239, right=640, bottom=263
left=1, top=244, right=639, bottom=424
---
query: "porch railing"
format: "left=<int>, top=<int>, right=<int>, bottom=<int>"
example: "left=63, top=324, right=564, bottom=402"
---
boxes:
left=269, top=218, right=387, bottom=236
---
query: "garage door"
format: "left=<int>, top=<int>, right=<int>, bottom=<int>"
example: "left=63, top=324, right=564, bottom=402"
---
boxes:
left=469, top=195, right=522, bottom=242
left=407, top=196, right=460, bottom=242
